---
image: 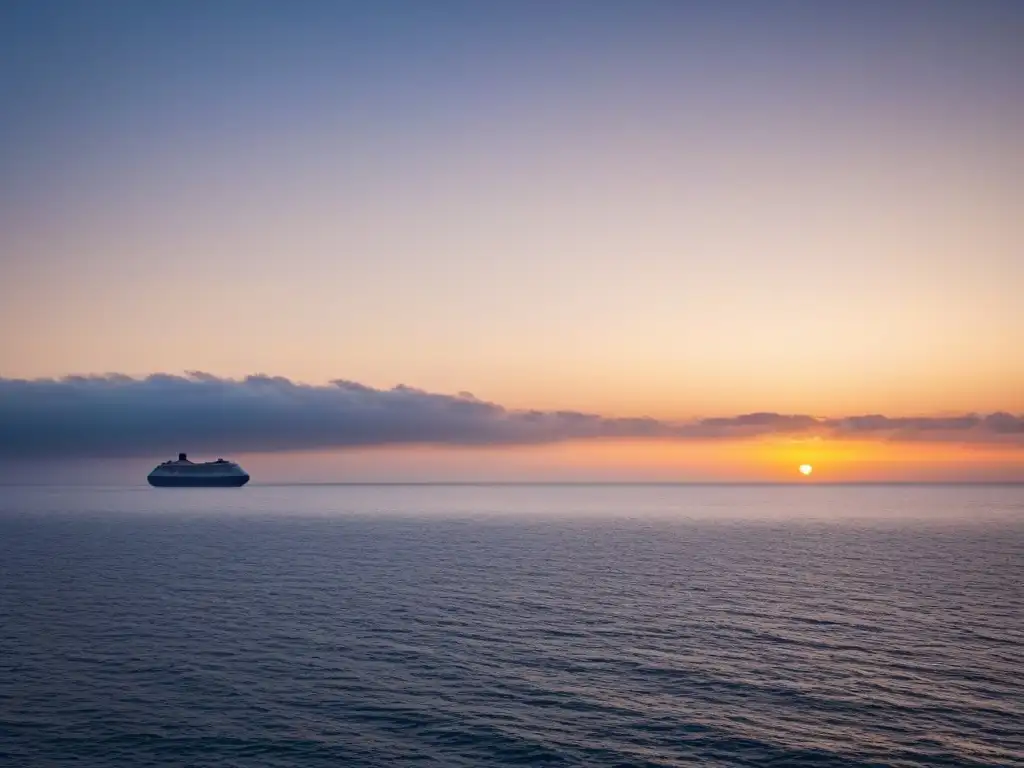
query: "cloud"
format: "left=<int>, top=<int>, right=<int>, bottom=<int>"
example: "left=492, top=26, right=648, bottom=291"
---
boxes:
left=821, top=413, right=1024, bottom=441
left=0, top=373, right=1021, bottom=459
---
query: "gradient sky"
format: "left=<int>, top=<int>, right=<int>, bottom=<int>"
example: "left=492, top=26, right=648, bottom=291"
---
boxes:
left=1, top=1, right=1022, bottom=481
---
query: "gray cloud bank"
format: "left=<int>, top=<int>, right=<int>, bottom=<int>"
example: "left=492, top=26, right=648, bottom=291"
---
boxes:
left=0, top=373, right=1021, bottom=459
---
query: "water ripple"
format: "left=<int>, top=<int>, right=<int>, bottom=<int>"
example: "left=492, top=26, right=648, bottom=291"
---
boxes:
left=1, top=485, right=1022, bottom=766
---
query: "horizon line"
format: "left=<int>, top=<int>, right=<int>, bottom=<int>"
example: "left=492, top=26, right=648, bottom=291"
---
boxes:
left=2, top=481, right=1024, bottom=488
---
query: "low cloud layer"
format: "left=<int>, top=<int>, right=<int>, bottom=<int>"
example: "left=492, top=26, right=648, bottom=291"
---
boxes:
left=0, top=373, right=1021, bottom=459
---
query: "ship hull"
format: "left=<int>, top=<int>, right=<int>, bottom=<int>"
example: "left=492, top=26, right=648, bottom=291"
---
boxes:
left=148, top=474, right=250, bottom=488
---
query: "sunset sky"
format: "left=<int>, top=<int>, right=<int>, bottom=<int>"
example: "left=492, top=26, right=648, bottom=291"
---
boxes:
left=1, top=1, right=1022, bottom=482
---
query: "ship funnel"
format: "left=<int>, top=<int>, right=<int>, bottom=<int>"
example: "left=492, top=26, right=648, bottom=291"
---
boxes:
left=178, top=452, right=187, bottom=461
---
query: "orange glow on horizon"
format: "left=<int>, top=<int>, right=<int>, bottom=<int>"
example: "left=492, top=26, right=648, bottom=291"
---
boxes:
left=233, top=436, right=1024, bottom=484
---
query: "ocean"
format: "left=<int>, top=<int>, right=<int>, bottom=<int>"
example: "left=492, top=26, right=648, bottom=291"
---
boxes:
left=1, top=484, right=1021, bottom=767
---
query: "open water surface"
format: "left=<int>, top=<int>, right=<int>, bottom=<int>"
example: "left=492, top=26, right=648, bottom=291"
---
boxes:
left=1, top=484, right=1022, bottom=766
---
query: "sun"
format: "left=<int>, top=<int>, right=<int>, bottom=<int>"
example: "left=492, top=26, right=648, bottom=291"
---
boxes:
left=799, top=464, right=813, bottom=476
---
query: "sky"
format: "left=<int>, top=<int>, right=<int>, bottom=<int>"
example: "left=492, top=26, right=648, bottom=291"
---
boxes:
left=1, top=1, right=1022, bottom=482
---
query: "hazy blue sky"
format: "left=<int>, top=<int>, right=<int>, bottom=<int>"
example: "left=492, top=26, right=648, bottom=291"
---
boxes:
left=1, top=1, right=1021, bottom=480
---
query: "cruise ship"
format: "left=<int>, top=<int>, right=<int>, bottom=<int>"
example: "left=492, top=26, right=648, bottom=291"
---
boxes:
left=147, top=453, right=250, bottom=487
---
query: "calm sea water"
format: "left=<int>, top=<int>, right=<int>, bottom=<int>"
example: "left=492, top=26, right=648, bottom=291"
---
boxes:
left=1, top=484, right=1021, bottom=767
